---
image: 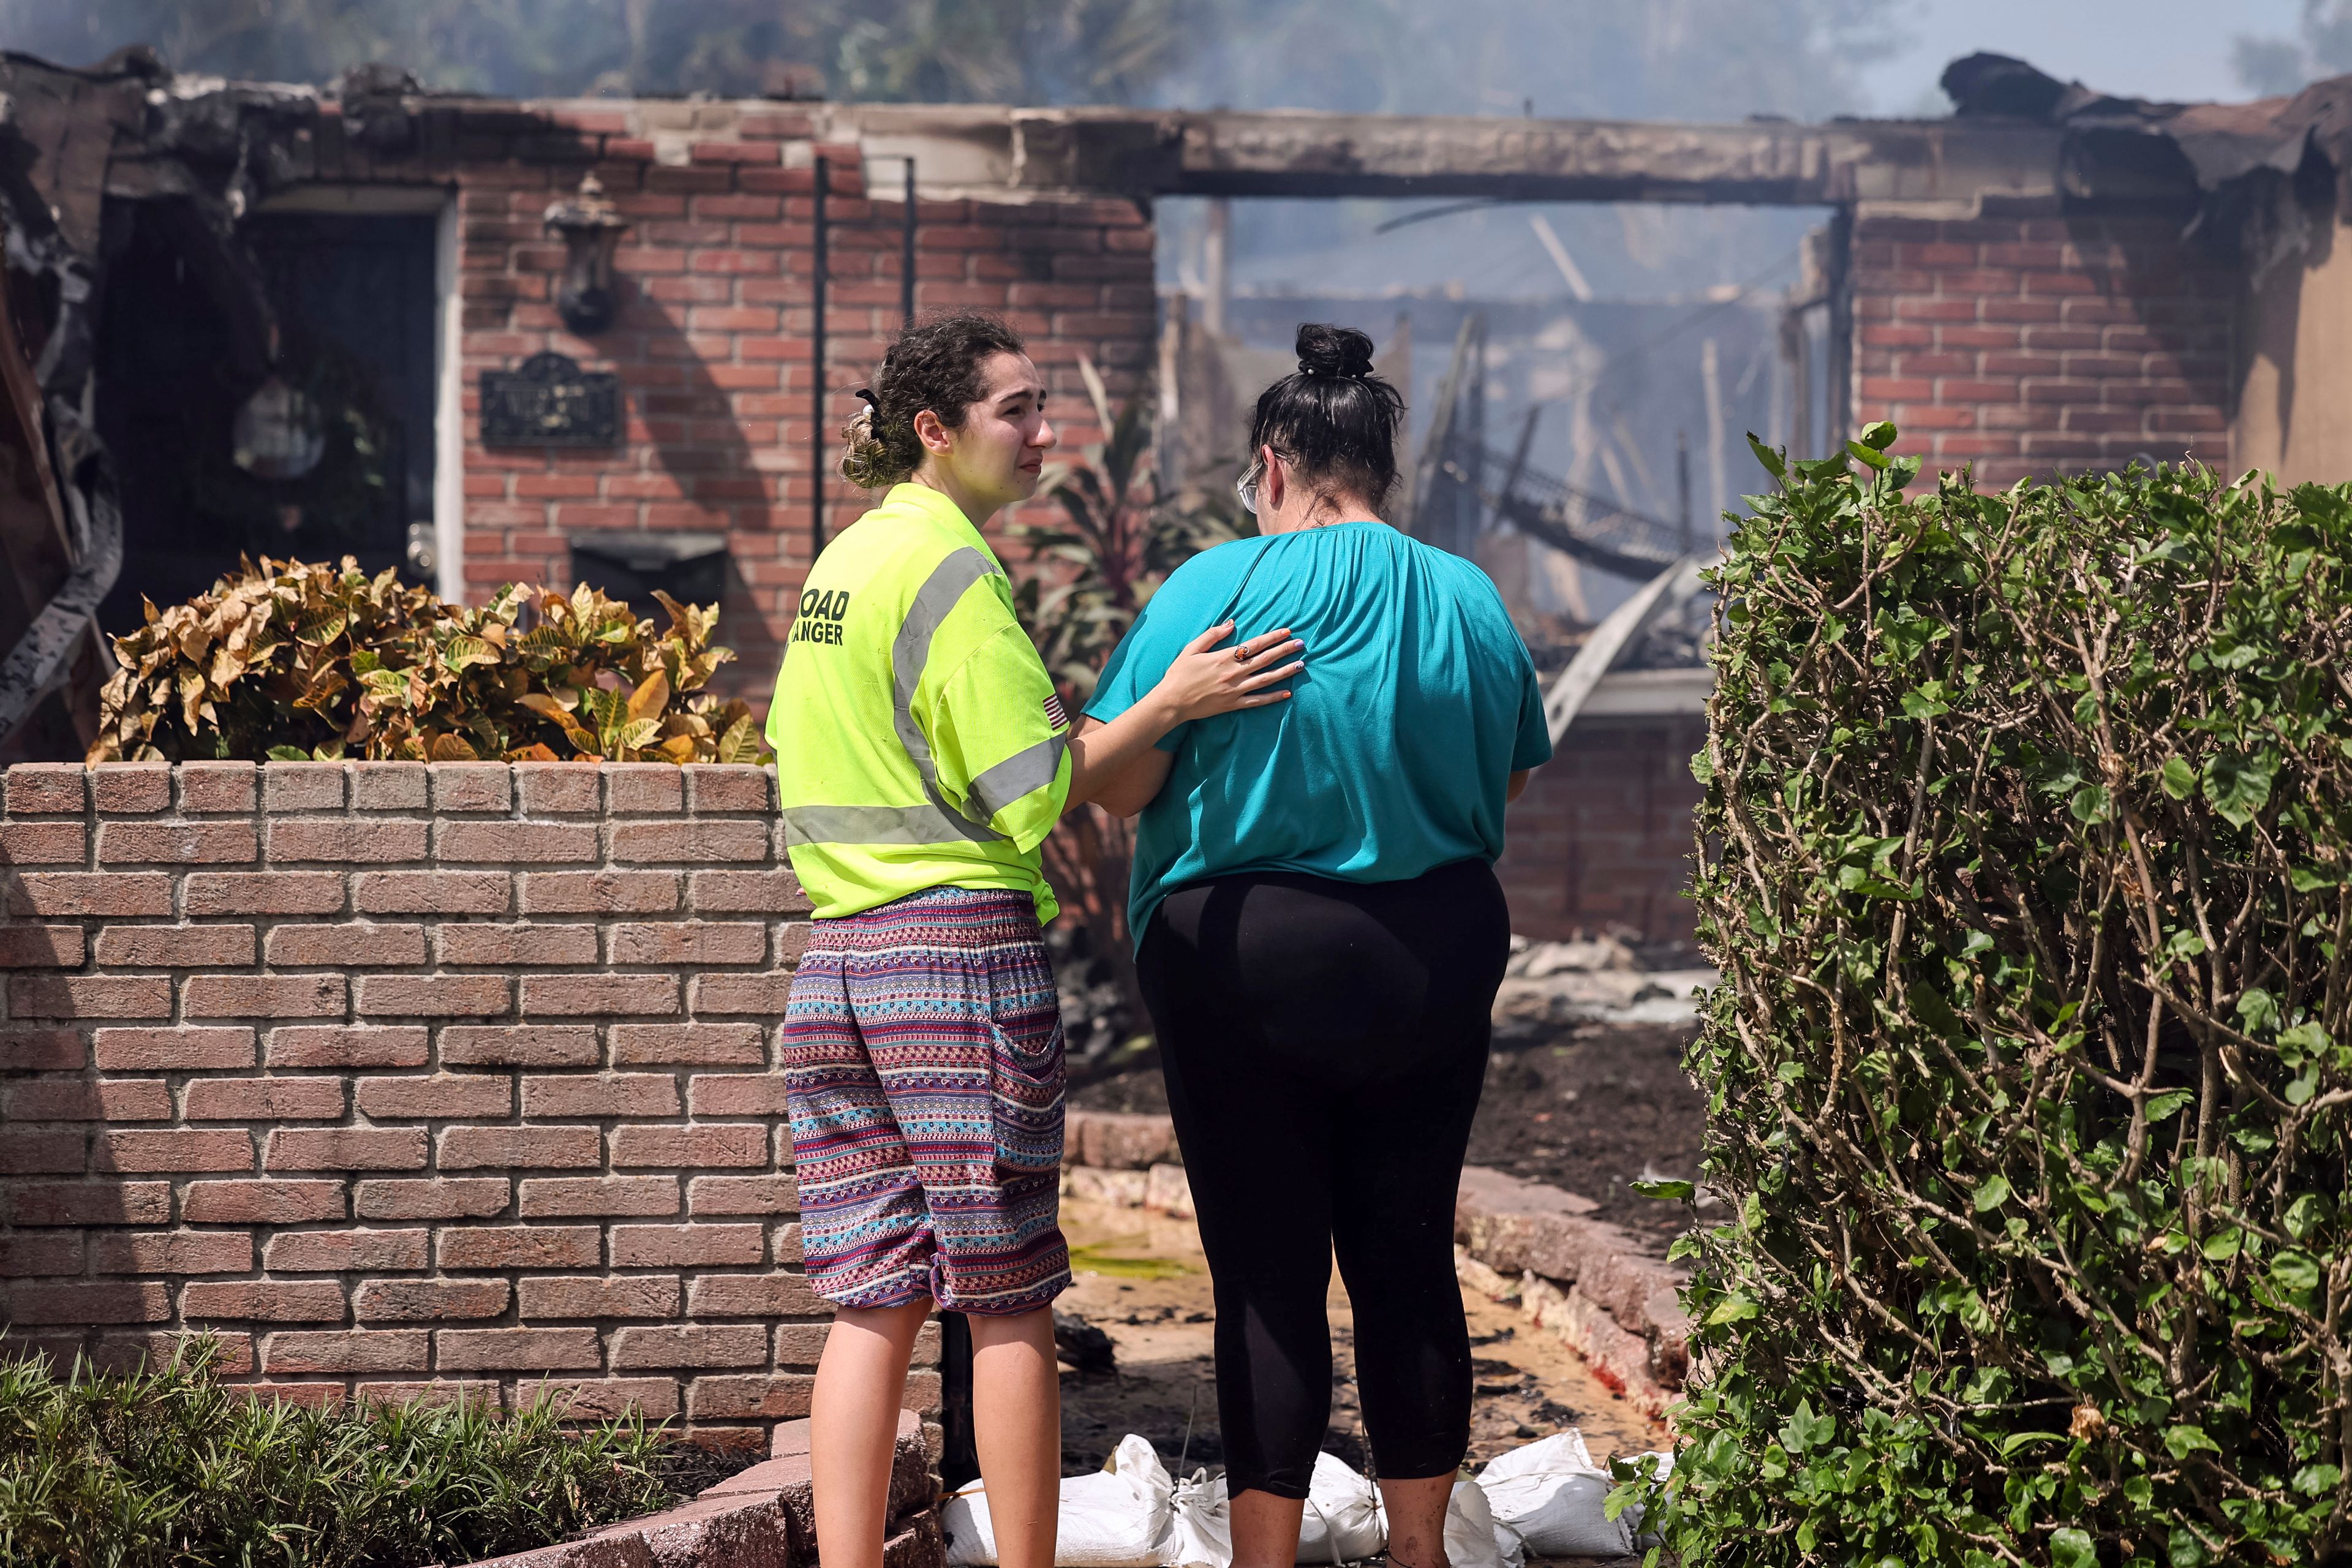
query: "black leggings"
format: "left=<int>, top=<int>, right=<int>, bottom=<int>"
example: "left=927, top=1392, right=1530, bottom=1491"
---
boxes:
left=1136, top=857, right=1509, bottom=1499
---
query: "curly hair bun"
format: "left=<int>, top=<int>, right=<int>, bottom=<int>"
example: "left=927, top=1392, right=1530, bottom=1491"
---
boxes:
left=837, top=406, right=894, bottom=492
left=1295, top=322, right=1377, bottom=380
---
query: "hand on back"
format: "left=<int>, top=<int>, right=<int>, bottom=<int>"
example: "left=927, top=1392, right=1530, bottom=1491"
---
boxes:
left=1153, top=620, right=1304, bottom=724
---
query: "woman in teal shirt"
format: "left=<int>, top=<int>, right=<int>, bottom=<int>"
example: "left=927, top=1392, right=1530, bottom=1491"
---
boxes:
left=1079, top=325, right=1551, bottom=1568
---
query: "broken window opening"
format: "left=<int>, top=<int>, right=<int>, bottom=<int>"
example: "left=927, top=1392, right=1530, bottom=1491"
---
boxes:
left=96, top=207, right=439, bottom=633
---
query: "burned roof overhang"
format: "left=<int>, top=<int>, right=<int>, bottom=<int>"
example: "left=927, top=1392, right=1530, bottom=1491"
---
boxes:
left=24, top=50, right=2328, bottom=228
left=81, top=64, right=2201, bottom=216
left=825, top=102, right=2070, bottom=210
left=1944, top=51, right=2352, bottom=263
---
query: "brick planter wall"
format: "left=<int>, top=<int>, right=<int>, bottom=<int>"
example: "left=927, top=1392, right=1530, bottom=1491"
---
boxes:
left=0, top=760, right=930, bottom=1449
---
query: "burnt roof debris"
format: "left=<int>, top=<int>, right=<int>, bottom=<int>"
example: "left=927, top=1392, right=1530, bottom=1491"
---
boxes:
left=1940, top=51, right=2160, bottom=124
left=1939, top=50, right=2352, bottom=276
left=334, top=63, right=422, bottom=153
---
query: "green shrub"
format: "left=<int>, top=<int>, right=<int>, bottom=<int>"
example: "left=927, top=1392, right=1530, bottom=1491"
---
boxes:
left=0, top=1340, right=682, bottom=1567
left=1640, top=428, right=2352, bottom=1566
left=89, top=556, right=769, bottom=766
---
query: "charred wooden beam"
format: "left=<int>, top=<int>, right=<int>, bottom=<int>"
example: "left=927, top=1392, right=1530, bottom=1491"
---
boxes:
left=824, top=103, right=2072, bottom=210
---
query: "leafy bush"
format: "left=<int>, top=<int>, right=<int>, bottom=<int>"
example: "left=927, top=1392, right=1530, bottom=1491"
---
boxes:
left=1645, top=427, right=2352, bottom=1566
left=0, top=1340, right=682, bottom=1567
left=89, top=556, right=769, bottom=765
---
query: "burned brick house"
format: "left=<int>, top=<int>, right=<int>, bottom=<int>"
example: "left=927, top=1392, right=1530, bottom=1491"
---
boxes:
left=6, top=47, right=2352, bottom=946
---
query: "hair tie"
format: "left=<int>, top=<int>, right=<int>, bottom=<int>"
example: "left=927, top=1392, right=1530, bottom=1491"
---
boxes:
left=856, top=388, right=879, bottom=409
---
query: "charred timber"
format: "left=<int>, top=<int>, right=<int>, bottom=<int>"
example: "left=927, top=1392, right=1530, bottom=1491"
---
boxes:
left=831, top=104, right=2077, bottom=208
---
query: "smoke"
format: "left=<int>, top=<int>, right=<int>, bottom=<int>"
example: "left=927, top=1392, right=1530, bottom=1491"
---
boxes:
left=1157, top=0, right=1901, bottom=120
left=0, top=0, right=1902, bottom=617
left=0, top=0, right=1899, bottom=115
left=2233, top=1, right=2352, bottom=96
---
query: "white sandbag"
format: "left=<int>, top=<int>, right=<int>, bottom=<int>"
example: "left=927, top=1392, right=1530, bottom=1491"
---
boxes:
left=1442, top=1477, right=1515, bottom=1568
left=1480, top=1427, right=1596, bottom=1480
left=1167, top=1453, right=1385, bottom=1568
left=943, top=1434, right=1177, bottom=1567
left=1167, top=1470, right=1231, bottom=1568
left=1476, top=1429, right=1627, bottom=1561
left=1295, top=1452, right=1385, bottom=1565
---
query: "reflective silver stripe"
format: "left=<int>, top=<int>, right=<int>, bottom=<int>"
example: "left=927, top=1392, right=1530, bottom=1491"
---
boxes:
left=891, top=547, right=1004, bottom=842
left=783, top=802, right=1006, bottom=848
left=967, top=732, right=1069, bottom=823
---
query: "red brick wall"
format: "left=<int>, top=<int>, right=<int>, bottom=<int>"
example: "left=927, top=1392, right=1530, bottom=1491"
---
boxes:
left=432, top=102, right=1156, bottom=702
left=1850, top=214, right=2236, bottom=488
left=0, top=760, right=927, bottom=1448
left=1496, top=716, right=1705, bottom=951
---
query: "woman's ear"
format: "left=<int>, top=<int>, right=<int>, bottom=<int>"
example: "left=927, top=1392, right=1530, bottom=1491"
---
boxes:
left=1260, top=446, right=1285, bottom=515
left=912, top=407, right=953, bottom=454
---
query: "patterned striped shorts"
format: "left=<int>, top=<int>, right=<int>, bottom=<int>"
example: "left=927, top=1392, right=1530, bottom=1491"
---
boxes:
left=782, top=885, right=1072, bottom=1314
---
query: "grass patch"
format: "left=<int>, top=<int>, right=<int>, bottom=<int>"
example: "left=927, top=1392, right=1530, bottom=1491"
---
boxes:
left=0, top=1339, right=683, bottom=1567
left=1066, top=1239, right=1196, bottom=1280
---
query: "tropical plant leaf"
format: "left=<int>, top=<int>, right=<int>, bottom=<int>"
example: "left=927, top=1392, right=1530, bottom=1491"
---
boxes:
left=91, top=557, right=758, bottom=767
left=624, top=671, right=670, bottom=726
left=716, top=713, right=767, bottom=764
left=1076, top=353, right=1117, bottom=447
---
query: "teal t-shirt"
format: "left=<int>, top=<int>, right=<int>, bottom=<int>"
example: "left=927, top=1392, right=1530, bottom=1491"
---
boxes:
left=1085, top=519, right=1554, bottom=943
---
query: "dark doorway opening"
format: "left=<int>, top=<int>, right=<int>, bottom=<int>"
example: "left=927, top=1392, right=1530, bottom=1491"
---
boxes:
left=94, top=207, right=439, bottom=630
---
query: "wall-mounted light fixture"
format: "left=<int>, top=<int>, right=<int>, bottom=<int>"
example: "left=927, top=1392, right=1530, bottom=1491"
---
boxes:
left=543, top=173, right=632, bottom=334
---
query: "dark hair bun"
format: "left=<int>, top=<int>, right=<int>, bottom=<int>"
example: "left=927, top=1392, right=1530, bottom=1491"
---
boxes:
left=1251, top=322, right=1406, bottom=515
left=1296, top=323, right=1376, bottom=379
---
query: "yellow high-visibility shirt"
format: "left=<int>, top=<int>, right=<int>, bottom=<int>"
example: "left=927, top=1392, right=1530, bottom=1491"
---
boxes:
left=765, top=483, right=1072, bottom=922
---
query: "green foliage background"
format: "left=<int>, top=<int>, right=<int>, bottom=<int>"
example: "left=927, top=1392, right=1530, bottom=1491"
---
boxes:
left=1642, top=428, right=2352, bottom=1566
left=0, top=1342, right=680, bottom=1567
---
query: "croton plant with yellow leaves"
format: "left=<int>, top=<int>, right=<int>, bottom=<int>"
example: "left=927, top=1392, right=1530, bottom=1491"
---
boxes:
left=89, top=556, right=771, bottom=766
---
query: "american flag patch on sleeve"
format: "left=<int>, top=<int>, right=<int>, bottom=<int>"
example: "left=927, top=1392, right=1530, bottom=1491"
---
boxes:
left=1043, top=692, right=1069, bottom=731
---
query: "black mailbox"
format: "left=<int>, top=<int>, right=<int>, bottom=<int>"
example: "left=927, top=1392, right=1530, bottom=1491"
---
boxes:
left=568, top=531, right=729, bottom=620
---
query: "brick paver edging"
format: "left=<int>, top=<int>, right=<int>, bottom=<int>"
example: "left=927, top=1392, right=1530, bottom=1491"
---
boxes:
left=1454, top=1164, right=1690, bottom=1423
left=0, top=760, right=938, bottom=1446
left=1059, top=1108, right=1191, bottom=1216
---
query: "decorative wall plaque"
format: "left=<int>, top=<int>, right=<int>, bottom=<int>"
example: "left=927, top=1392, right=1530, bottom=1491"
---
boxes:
left=479, top=351, right=621, bottom=448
